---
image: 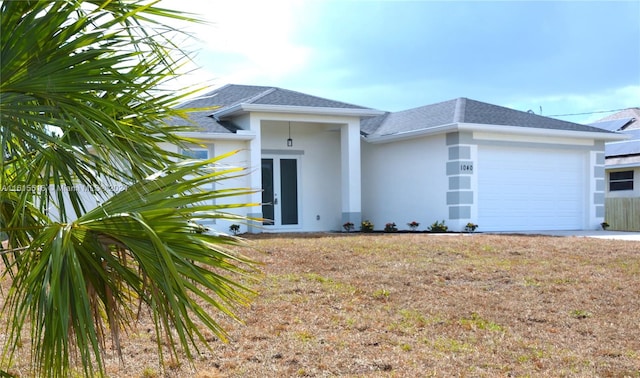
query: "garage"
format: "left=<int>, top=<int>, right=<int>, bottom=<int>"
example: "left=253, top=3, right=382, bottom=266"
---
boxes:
left=477, top=145, right=588, bottom=231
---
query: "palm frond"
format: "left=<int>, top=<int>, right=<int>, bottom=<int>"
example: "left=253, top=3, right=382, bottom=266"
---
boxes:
left=1, top=1, right=261, bottom=377
left=2, top=157, right=261, bottom=377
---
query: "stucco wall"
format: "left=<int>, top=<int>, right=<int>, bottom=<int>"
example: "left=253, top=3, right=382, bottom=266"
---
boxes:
left=159, top=140, right=255, bottom=234
left=261, top=121, right=342, bottom=231
left=361, top=134, right=449, bottom=231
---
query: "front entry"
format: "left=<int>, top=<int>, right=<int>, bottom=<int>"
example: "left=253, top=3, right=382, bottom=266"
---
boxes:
left=262, top=157, right=300, bottom=228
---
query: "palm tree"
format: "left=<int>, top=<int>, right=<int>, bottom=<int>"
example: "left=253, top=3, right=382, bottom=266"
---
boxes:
left=0, top=1, right=259, bottom=377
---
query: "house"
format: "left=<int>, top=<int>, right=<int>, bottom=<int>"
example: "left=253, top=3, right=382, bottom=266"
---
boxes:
left=590, top=108, right=640, bottom=231
left=166, top=84, right=623, bottom=233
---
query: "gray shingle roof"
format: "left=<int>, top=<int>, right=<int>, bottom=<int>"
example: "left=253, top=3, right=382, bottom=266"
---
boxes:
left=246, top=87, right=371, bottom=109
left=361, top=99, right=457, bottom=135
left=167, top=84, right=377, bottom=133
left=362, top=97, right=611, bottom=137
left=183, top=84, right=374, bottom=111
left=168, top=86, right=619, bottom=137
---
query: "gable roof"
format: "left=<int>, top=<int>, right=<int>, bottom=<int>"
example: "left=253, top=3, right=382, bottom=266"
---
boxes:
left=168, top=85, right=622, bottom=140
left=185, top=84, right=375, bottom=110
left=362, top=97, right=613, bottom=137
left=168, top=84, right=382, bottom=133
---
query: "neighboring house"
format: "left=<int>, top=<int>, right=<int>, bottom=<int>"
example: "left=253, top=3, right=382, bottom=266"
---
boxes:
left=590, top=108, right=640, bottom=231
left=167, top=84, right=623, bottom=233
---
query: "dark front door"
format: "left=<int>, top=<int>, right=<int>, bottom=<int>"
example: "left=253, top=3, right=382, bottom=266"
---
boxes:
left=262, top=157, right=299, bottom=227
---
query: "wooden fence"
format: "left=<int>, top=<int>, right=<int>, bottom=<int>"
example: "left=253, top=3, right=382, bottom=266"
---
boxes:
left=605, top=197, right=640, bottom=231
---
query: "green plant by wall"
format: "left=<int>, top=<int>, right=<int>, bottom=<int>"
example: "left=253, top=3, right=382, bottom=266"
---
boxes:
left=343, top=222, right=354, bottom=232
left=428, top=220, right=448, bottom=233
left=361, top=220, right=374, bottom=232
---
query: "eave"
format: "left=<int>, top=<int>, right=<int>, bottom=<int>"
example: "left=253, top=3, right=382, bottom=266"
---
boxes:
left=363, top=122, right=629, bottom=144
left=458, top=123, right=629, bottom=141
left=175, top=130, right=256, bottom=141
left=213, top=103, right=385, bottom=119
left=363, top=123, right=459, bottom=144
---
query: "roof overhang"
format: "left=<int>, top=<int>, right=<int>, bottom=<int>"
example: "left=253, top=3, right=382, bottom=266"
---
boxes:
left=175, top=130, right=256, bottom=141
left=363, top=123, right=459, bottom=144
left=213, top=103, right=385, bottom=119
left=459, top=123, right=629, bottom=141
left=605, top=157, right=640, bottom=169
left=363, top=122, right=629, bottom=144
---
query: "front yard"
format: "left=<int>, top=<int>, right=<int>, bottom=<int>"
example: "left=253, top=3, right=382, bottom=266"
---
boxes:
left=3, top=234, right=639, bottom=377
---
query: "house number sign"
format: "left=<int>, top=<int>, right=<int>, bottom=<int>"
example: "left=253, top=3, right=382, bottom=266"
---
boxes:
left=460, top=163, right=474, bottom=173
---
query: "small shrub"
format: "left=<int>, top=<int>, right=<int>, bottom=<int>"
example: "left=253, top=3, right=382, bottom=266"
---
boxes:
left=229, top=224, right=240, bottom=235
left=407, top=221, right=420, bottom=231
left=601, top=221, right=609, bottom=230
left=384, top=222, right=398, bottom=232
left=428, top=220, right=448, bottom=233
left=464, top=222, right=478, bottom=233
left=361, top=220, right=374, bottom=232
left=343, top=222, right=354, bottom=232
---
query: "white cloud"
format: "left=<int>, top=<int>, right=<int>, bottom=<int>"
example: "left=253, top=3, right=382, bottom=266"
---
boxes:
left=160, top=0, right=311, bottom=89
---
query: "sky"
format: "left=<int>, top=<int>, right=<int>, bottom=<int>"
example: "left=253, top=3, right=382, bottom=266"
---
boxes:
left=162, top=0, right=640, bottom=125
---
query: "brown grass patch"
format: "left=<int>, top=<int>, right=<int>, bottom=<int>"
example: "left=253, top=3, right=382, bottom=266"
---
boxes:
left=2, top=234, right=640, bottom=377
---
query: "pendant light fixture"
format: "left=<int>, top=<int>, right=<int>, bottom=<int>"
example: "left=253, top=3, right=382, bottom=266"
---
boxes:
left=287, top=121, right=293, bottom=147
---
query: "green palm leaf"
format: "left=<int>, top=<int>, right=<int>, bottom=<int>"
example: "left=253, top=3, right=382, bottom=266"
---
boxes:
left=1, top=1, right=261, bottom=377
left=3, top=156, right=261, bottom=377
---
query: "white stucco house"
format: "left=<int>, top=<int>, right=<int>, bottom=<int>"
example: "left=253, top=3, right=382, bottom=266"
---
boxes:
left=165, top=84, right=623, bottom=233
left=590, top=108, right=640, bottom=230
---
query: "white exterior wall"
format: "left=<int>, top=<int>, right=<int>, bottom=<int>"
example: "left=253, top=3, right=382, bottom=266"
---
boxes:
left=362, top=130, right=606, bottom=233
left=155, top=110, right=614, bottom=234
left=161, top=111, right=365, bottom=234
left=159, top=140, right=255, bottom=234
left=209, top=140, right=255, bottom=234
left=361, top=134, right=449, bottom=231
left=260, top=120, right=342, bottom=231
left=590, top=150, right=606, bottom=226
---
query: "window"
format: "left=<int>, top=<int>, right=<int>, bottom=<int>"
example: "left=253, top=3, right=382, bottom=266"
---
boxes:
left=180, top=148, right=209, bottom=160
left=179, top=147, right=214, bottom=224
left=609, top=170, right=634, bottom=191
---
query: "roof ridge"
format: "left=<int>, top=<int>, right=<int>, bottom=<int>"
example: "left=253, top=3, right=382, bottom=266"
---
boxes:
left=243, top=86, right=277, bottom=104
left=453, top=98, right=466, bottom=123
left=271, top=86, right=377, bottom=110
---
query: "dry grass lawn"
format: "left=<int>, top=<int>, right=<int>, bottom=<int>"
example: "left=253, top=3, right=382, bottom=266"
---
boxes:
left=2, top=233, right=640, bottom=377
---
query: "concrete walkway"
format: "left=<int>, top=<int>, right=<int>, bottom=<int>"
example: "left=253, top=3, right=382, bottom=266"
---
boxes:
left=496, top=230, right=640, bottom=241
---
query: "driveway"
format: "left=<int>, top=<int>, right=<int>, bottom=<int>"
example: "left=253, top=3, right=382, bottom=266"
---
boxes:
left=497, top=230, right=640, bottom=241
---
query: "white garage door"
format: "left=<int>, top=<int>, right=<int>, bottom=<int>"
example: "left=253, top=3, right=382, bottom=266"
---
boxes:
left=478, top=146, right=587, bottom=231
